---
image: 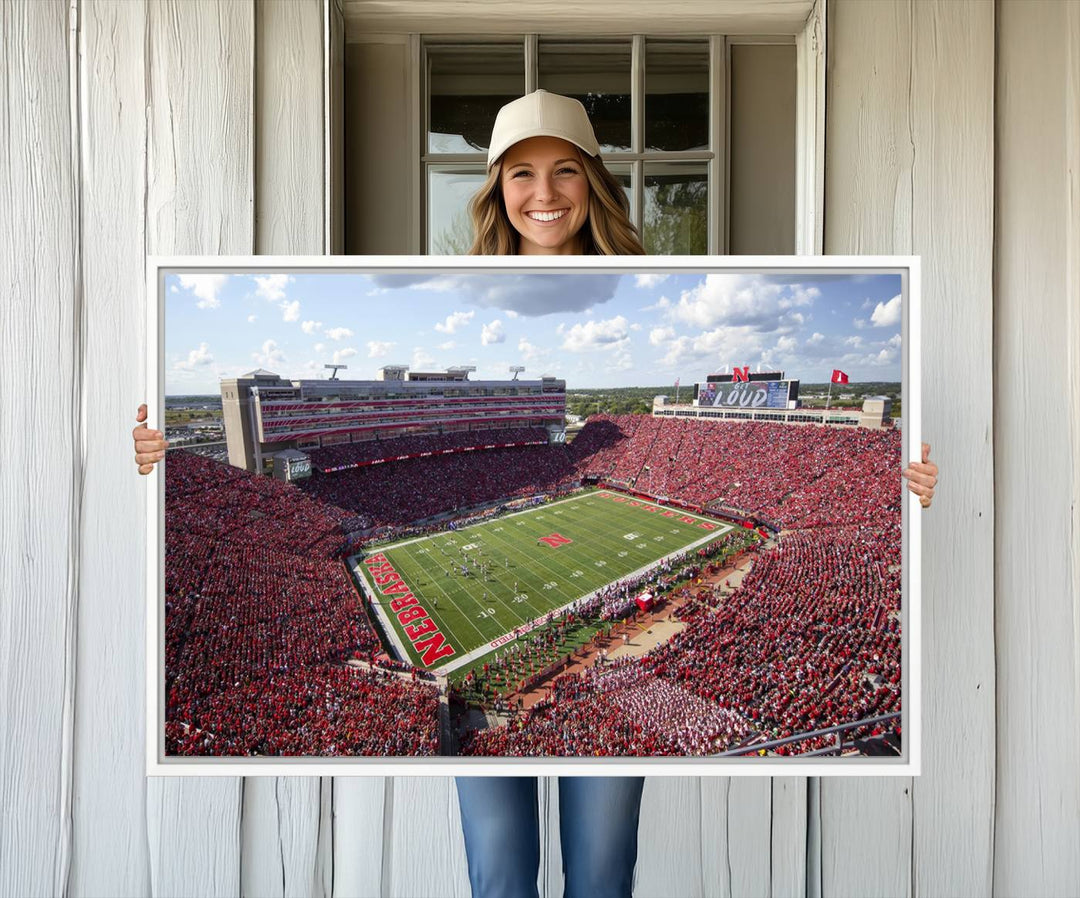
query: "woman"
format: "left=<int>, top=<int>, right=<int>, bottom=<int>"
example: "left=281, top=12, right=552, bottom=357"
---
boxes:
left=133, top=90, right=939, bottom=898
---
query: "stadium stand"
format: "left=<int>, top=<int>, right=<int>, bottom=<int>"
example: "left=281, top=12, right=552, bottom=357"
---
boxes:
left=166, top=411, right=903, bottom=757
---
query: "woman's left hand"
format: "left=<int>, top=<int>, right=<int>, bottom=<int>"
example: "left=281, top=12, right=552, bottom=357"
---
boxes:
left=902, top=442, right=938, bottom=508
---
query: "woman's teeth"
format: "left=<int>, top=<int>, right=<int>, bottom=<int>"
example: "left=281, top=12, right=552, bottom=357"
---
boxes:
left=527, top=210, right=567, bottom=222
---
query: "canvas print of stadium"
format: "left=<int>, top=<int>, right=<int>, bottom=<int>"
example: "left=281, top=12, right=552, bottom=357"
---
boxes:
left=160, top=266, right=908, bottom=763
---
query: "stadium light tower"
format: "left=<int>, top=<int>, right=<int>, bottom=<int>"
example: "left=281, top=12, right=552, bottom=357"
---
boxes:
left=448, top=365, right=477, bottom=380
left=509, top=366, right=525, bottom=380
left=325, top=364, right=347, bottom=381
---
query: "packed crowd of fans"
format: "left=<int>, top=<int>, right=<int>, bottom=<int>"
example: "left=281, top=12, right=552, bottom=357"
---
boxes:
left=166, top=411, right=904, bottom=758
left=296, top=443, right=579, bottom=529
left=165, top=450, right=439, bottom=756
left=456, top=415, right=903, bottom=757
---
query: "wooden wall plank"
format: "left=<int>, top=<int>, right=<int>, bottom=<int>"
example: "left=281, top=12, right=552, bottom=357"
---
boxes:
left=70, top=1, right=153, bottom=894
left=255, top=0, right=324, bottom=256
left=383, top=777, right=471, bottom=898
left=145, top=1, right=254, bottom=894
left=699, top=779, right=777, bottom=898
left=633, top=778, right=707, bottom=898
left=994, top=1, right=1080, bottom=892
left=770, top=777, right=808, bottom=897
left=243, top=2, right=328, bottom=896
left=908, top=2, right=996, bottom=895
left=825, top=2, right=996, bottom=896
left=0, top=1, right=78, bottom=896
left=332, top=779, right=386, bottom=898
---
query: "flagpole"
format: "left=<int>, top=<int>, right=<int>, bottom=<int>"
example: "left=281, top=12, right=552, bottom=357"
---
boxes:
left=826, top=380, right=832, bottom=411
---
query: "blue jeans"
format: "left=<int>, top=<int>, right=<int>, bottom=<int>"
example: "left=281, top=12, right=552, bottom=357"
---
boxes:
left=455, top=776, right=646, bottom=898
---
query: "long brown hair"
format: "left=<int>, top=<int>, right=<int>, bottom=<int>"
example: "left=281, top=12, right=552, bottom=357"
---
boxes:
left=468, top=151, right=645, bottom=256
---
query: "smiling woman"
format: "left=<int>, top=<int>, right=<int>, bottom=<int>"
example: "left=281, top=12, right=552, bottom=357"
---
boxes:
left=467, top=90, right=646, bottom=256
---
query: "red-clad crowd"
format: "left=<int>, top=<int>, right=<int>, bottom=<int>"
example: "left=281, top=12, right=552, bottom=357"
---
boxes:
left=166, top=411, right=903, bottom=759
left=295, top=443, right=579, bottom=529
left=165, top=450, right=439, bottom=756
left=575, top=414, right=901, bottom=531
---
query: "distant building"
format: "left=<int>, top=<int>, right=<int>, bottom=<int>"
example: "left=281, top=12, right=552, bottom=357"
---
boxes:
left=221, top=367, right=566, bottom=474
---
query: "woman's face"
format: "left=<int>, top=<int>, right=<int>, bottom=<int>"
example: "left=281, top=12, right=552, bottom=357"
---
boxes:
left=499, top=136, right=590, bottom=255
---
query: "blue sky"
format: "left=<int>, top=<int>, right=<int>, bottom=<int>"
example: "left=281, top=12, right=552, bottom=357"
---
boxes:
left=164, top=271, right=903, bottom=394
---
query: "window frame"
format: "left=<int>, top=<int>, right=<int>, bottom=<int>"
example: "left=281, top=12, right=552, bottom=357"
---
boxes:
left=410, top=7, right=825, bottom=256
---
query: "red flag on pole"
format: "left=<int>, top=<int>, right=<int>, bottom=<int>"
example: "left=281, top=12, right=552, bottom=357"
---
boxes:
left=831, top=369, right=849, bottom=384
left=733, top=366, right=750, bottom=382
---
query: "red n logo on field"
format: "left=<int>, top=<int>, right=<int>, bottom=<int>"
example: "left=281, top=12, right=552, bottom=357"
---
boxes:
left=538, top=532, right=573, bottom=548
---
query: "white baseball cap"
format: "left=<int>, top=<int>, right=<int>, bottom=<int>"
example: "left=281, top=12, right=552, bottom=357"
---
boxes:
left=486, top=90, right=601, bottom=169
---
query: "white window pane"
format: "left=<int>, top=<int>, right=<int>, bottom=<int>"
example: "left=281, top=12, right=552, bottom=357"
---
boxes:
left=645, top=40, right=710, bottom=152
left=428, top=44, right=524, bottom=154
left=643, top=163, right=708, bottom=255
left=538, top=40, right=632, bottom=153
left=428, top=167, right=487, bottom=254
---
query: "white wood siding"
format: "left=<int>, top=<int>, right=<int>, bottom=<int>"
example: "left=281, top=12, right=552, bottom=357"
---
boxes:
left=994, top=0, right=1080, bottom=892
left=1, top=2, right=1077, bottom=897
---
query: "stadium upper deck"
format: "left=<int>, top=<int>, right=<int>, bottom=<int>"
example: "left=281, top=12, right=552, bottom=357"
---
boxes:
left=221, top=367, right=566, bottom=473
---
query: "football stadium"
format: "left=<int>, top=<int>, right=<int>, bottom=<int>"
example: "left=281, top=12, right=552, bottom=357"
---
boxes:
left=165, top=366, right=902, bottom=759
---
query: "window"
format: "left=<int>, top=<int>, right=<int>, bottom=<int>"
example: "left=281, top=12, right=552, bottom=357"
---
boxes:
left=422, top=36, right=794, bottom=255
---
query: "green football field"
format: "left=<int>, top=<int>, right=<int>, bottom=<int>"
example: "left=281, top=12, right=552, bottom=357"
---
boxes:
left=350, top=490, right=733, bottom=674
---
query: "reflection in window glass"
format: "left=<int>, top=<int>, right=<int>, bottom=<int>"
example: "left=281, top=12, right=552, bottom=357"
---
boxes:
left=428, top=168, right=487, bottom=254
left=538, top=41, right=632, bottom=153
left=428, top=44, right=524, bottom=154
left=645, top=41, right=709, bottom=152
left=604, top=163, right=634, bottom=218
left=643, top=164, right=707, bottom=254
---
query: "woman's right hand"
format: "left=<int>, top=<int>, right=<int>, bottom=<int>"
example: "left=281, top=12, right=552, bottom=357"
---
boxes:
left=133, top=403, right=169, bottom=474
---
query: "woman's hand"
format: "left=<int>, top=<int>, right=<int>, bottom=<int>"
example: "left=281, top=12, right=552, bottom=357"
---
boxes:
left=902, top=441, right=938, bottom=509
left=133, top=403, right=169, bottom=475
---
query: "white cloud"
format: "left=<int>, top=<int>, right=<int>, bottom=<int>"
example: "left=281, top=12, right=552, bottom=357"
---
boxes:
left=634, top=273, right=669, bottom=289
left=301, top=320, right=322, bottom=335
left=174, top=342, right=214, bottom=371
left=252, top=274, right=292, bottom=302
left=325, top=327, right=353, bottom=341
left=517, top=337, right=546, bottom=363
left=438, top=340, right=456, bottom=351
left=247, top=314, right=257, bottom=323
left=649, top=326, right=675, bottom=346
left=435, top=310, right=475, bottom=334
left=845, top=335, right=864, bottom=347
left=367, top=340, right=394, bottom=358
left=313, top=343, right=325, bottom=353
left=253, top=339, right=286, bottom=368
left=667, top=275, right=784, bottom=329
left=412, top=347, right=436, bottom=370
left=169, top=285, right=178, bottom=294
left=505, top=310, right=519, bottom=319
left=660, top=326, right=765, bottom=369
left=481, top=319, right=506, bottom=346
left=853, top=318, right=868, bottom=329
left=178, top=274, right=229, bottom=309
left=871, top=294, right=902, bottom=327
left=888, top=333, right=902, bottom=347
left=280, top=300, right=300, bottom=322
left=561, top=316, right=630, bottom=352
left=807, top=332, right=824, bottom=345
left=332, top=347, right=358, bottom=365
left=775, top=336, right=797, bottom=353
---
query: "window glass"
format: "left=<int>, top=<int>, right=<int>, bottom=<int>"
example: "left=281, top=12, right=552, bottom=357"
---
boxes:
left=427, top=44, right=524, bottom=154
left=643, top=163, right=708, bottom=254
left=428, top=167, right=487, bottom=254
left=538, top=41, right=632, bottom=153
left=645, top=40, right=709, bottom=152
